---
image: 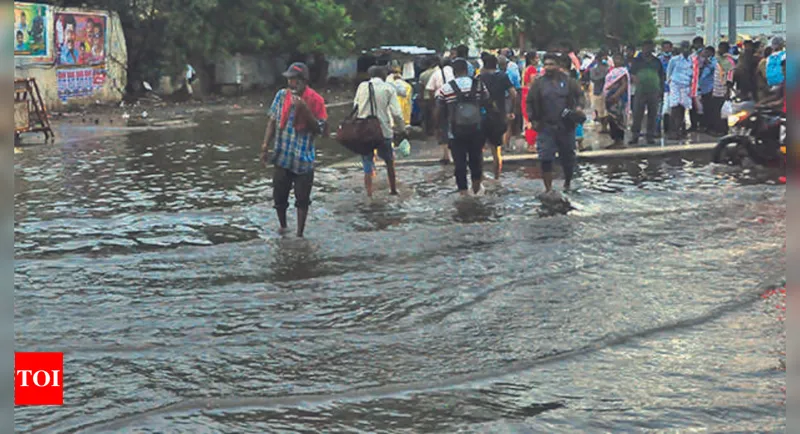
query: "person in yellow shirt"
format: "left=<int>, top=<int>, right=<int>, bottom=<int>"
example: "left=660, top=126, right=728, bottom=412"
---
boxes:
left=388, top=60, right=413, bottom=126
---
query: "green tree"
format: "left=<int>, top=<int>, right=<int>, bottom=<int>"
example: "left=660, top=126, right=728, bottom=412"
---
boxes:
left=50, top=0, right=353, bottom=91
left=483, top=0, right=656, bottom=51
left=336, top=0, right=476, bottom=50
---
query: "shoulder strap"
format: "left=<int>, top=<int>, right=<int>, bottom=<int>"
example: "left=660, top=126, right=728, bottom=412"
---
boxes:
left=368, top=82, right=377, bottom=116
left=441, top=66, right=446, bottom=83
left=469, top=77, right=480, bottom=99
left=449, top=80, right=464, bottom=101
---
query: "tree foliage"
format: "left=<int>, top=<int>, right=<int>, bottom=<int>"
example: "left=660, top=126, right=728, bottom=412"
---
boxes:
left=48, top=0, right=654, bottom=93
left=480, top=0, right=656, bottom=51
left=336, top=0, right=476, bottom=50
left=50, top=0, right=353, bottom=89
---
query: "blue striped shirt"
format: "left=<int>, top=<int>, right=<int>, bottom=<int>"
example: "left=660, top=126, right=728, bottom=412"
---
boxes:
left=667, top=55, right=693, bottom=88
left=268, top=89, right=323, bottom=174
left=699, top=56, right=716, bottom=95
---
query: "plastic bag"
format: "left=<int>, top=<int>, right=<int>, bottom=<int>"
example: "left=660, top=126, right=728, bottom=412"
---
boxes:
left=396, top=139, right=411, bottom=158
left=720, top=100, right=733, bottom=120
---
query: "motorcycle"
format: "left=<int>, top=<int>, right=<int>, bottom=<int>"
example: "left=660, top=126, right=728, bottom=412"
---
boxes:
left=712, top=99, right=786, bottom=168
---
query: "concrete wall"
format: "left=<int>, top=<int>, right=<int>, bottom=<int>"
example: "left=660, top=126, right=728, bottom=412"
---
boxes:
left=328, top=56, right=358, bottom=80
left=14, top=3, right=127, bottom=110
left=214, top=53, right=288, bottom=93
left=212, top=53, right=358, bottom=92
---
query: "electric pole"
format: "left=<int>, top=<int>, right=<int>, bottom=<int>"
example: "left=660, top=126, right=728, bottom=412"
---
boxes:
left=728, top=0, right=736, bottom=44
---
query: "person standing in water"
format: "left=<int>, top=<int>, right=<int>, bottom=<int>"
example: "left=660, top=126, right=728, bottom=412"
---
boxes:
left=526, top=53, right=586, bottom=193
left=261, top=63, right=328, bottom=237
left=426, top=56, right=456, bottom=164
left=521, top=51, right=540, bottom=152
left=479, top=54, right=516, bottom=177
left=436, top=59, right=491, bottom=196
left=353, top=65, right=405, bottom=197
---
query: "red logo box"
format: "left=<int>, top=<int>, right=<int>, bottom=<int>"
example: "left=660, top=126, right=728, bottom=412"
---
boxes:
left=15, top=352, right=63, bottom=406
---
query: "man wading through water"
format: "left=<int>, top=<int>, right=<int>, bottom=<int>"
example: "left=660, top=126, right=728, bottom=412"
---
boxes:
left=526, top=53, right=586, bottom=193
left=436, top=58, right=491, bottom=196
left=353, top=65, right=405, bottom=197
left=479, top=54, right=516, bottom=177
left=261, top=62, right=328, bottom=237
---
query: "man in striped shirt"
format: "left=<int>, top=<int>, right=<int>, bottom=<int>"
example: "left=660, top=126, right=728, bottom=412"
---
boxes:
left=261, top=62, right=327, bottom=237
left=435, top=59, right=491, bottom=195
left=709, top=41, right=736, bottom=136
left=666, top=42, right=695, bottom=139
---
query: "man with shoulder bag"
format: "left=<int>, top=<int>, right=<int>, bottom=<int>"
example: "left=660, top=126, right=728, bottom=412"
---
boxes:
left=352, top=65, right=406, bottom=197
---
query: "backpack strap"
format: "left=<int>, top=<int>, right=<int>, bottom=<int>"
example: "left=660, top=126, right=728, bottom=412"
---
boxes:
left=367, top=82, right=377, bottom=116
left=449, top=80, right=464, bottom=101
left=468, top=76, right=479, bottom=100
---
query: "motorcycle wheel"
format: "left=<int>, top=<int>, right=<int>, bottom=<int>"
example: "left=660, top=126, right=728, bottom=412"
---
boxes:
left=712, top=136, right=750, bottom=166
left=745, top=139, right=782, bottom=167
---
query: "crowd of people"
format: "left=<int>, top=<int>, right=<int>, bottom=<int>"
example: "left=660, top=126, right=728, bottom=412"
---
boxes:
left=581, top=36, right=788, bottom=148
left=258, top=37, right=788, bottom=237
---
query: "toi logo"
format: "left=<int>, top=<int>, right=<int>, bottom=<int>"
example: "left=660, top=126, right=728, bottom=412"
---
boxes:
left=15, top=352, right=63, bottom=406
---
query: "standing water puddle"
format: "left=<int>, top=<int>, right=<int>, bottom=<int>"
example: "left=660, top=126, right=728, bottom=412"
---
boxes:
left=15, top=113, right=785, bottom=433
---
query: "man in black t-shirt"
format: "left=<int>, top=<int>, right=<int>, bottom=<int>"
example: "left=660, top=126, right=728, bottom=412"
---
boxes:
left=527, top=53, right=586, bottom=193
left=479, top=54, right=516, bottom=177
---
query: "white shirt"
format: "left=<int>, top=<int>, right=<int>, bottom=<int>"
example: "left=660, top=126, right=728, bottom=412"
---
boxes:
left=353, top=78, right=404, bottom=139
left=425, top=65, right=455, bottom=92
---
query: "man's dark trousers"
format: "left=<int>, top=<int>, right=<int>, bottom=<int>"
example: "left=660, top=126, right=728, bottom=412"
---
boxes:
left=631, top=91, right=660, bottom=142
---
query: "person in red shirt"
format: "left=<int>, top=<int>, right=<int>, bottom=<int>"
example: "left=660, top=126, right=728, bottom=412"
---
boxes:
left=521, top=51, right=539, bottom=152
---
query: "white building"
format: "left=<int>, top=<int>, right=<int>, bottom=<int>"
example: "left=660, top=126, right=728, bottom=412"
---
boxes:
left=652, top=0, right=786, bottom=46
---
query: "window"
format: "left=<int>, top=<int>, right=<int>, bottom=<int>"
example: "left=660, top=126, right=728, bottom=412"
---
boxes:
left=664, top=7, right=671, bottom=27
left=683, top=6, right=693, bottom=27
left=744, top=4, right=755, bottom=21
left=775, top=3, right=783, bottom=23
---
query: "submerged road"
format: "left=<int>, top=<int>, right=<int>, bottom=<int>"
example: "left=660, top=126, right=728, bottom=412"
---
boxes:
left=14, top=108, right=785, bottom=433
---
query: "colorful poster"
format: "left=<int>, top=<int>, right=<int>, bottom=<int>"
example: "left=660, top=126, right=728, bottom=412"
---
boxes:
left=14, top=3, right=49, bottom=57
left=54, top=12, right=107, bottom=67
left=57, top=67, right=107, bottom=101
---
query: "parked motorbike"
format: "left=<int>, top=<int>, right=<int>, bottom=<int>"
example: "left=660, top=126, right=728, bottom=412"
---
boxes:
left=712, top=99, right=786, bottom=168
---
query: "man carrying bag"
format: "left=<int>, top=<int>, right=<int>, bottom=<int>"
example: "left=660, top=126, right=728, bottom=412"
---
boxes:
left=435, top=59, right=491, bottom=196
left=344, top=65, right=406, bottom=197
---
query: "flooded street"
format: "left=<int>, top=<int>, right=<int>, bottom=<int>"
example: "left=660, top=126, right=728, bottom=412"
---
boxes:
left=15, top=111, right=785, bottom=433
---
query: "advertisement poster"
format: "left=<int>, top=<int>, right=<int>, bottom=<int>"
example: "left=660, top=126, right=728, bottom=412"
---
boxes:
left=14, top=3, right=49, bottom=57
left=54, top=12, right=107, bottom=67
left=57, top=67, right=107, bottom=101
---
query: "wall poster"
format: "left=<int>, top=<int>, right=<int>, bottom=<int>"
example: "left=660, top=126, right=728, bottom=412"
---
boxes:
left=14, top=3, right=49, bottom=57
left=54, top=11, right=107, bottom=67
left=57, top=67, right=107, bottom=101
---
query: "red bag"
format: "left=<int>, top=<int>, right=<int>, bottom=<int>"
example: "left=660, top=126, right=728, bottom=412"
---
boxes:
left=525, top=128, right=538, bottom=146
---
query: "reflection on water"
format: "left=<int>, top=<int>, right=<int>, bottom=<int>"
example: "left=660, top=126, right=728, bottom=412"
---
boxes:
left=14, top=113, right=785, bottom=433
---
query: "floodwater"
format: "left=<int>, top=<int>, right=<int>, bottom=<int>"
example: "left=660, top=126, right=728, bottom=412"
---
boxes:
left=15, top=110, right=786, bottom=433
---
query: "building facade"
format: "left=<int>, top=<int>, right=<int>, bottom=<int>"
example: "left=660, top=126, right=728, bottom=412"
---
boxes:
left=652, top=0, right=786, bottom=46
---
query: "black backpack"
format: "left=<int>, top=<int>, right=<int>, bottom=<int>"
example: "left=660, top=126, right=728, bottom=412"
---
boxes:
left=449, top=79, right=482, bottom=138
